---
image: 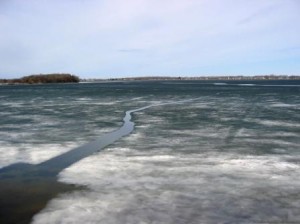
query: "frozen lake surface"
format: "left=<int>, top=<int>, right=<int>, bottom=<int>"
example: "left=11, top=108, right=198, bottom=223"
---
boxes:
left=0, top=80, right=300, bottom=223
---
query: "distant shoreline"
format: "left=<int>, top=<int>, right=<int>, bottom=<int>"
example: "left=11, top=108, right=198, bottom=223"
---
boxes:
left=1, top=74, right=299, bottom=85
left=81, top=75, right=300, bottom=82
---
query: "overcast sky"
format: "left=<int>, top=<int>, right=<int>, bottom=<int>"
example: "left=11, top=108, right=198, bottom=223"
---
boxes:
left=0, top=0, right=299, bottom=78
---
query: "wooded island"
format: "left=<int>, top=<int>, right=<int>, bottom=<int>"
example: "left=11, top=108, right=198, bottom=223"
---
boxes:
left=0, top=74, right=79, bottom=84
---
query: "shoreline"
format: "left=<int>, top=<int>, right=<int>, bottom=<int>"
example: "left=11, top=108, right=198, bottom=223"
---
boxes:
left=80, top=75, right=300, bottom=83
left=1, top=75, right=300, bottom=86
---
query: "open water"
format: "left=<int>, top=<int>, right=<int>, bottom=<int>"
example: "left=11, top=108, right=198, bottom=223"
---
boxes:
left=0, top=80, right=300, bottom=223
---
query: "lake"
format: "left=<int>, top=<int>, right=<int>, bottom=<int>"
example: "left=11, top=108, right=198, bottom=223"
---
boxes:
left=0, top=80, right=300, bottom=223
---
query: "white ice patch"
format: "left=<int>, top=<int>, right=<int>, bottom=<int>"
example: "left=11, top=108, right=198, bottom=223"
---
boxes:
left=271, top=103, right=299, bottom=108
left=214, top=82, right=227, bottom=85
left=86, top=102, right=117, bottom=105
left=0, top=142, right=82, bottom=168
left=75, top=97, right=93, bottom=101
left=0, top=102, right=25, bottom=108
left=235, top=138, right=299, bottom=147
left=169, top=128, right=225, bottom=138
left=249, top=119, right=300, bottom=128
left=237, top=84, right=256, bottom=86
left=33, top=148, right=300, bottom=224
left=236, top=129, right=299, bottom=138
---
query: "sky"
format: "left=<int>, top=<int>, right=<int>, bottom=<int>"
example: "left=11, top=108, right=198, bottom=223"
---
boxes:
left=0, top=0, right=299, bottom=79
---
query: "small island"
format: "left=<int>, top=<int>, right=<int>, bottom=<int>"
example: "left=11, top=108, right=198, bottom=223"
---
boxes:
left=0, top=73, right=80, bottom=84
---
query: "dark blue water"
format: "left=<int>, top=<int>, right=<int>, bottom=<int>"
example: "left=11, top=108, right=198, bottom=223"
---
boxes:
left=0, top=80, right=300, bottom=223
